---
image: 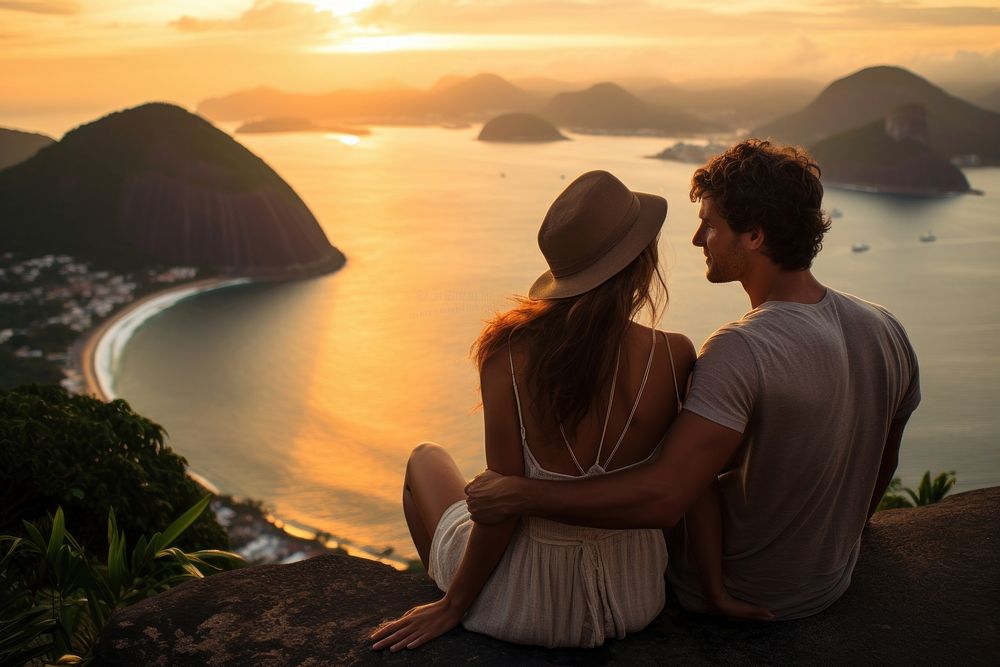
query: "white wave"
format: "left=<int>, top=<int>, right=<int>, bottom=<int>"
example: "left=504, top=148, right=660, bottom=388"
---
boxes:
left=93, top=278, right=251, bottom=399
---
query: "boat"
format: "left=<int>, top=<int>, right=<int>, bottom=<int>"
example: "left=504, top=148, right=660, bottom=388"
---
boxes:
left=920, top=232, right=937, bottom=242
left=831, top=208, right=844, bottom=218
left=851, top=243, right=870, bottom=253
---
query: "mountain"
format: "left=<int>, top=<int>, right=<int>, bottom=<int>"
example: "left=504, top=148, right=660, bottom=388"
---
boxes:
left=811, top=106, right=970, bottom=196
left=542, top=82, right=722, bottom=135
left=0, top=127, right=56, bottom=170
left=978, top=88, right=1000, bottom=113
left=478, top=113, right=567, bottom=142
left=640, top=78, right=823, bottom=128
left=426, top=73, right=539, bottom=116
left=197, top=74, right=540, bottom=124
left=197, top=86, right=421, bottom=123
left=0, top=103, right=344, bottom=277
left=753, top=66, right=1000, bottom=164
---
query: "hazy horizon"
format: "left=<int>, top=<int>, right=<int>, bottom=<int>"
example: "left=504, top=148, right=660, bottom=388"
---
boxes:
left=2, top=0, right=999, bottom=126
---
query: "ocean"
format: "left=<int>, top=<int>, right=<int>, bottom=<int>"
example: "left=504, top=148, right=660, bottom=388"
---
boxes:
left=97, top=125, right=999, bottom=563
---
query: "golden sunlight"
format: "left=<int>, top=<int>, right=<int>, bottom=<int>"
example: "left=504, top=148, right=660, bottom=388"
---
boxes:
left=305, top=0, right=375, bottom=17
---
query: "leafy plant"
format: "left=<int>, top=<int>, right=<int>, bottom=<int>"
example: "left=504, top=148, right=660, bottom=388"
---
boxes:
left=877, top=470, right=957, bottom=511
left=0, top=495, right=244, bottom=665
left=0, top=384, right=228, bottom=553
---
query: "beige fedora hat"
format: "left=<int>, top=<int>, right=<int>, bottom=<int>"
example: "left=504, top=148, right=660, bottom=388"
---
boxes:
left=529, top=170, right=667, bottom=300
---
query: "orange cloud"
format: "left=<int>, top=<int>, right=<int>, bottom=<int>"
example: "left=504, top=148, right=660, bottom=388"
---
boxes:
left=170, top=1, right=340, bottom=35
left=0, top=0, right=78, bottom=15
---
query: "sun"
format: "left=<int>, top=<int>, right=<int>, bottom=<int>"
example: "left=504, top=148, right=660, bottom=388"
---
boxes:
left=303, top=0, right=376, bottom=18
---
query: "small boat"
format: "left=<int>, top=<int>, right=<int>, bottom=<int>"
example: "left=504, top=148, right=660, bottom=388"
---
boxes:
left=831, top=208, right=844, bottom=218
left=920, top=232, right=937, bottom=242
left=851, top=243, right=870, bottom=253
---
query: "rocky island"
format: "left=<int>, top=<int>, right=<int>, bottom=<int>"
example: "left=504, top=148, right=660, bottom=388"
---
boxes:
left=811, top=106, right=972, bottom=197
left=477, top=113, right=567, bottom=142
left=0, top=103, right=345, bottom=278
left=754, top=66, right=1000, bottom=166
left=236, top=116, right=369, bottom=136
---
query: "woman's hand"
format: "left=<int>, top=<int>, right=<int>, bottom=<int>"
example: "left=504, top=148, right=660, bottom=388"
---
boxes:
left=370, top=597, right=464, bottom=652
left=465, top=469, right=522, bottom=524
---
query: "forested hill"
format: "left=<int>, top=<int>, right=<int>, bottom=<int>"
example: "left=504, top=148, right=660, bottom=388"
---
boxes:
left=0, top=103, right=345, bottom=277
left=753, top=66, right=1000, bottom=164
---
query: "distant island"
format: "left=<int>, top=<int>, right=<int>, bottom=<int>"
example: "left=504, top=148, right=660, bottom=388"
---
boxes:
left=0, top=103, right=345, bottom=278
left=478, top=113, right=567, bottom=142
left=648, top=141, right=728, bottom=164
left=236, top=116, right=369, bottom=135
left=811, top=106, right=972, bottom=197
left=754, top=66, right=1000, bottom=166
left=198, top=74, right=726, bottom=137
left=0, top=127, right=56, bottom=170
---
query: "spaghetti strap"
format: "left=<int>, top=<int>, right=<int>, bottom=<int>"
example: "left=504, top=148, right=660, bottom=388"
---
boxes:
left=559, top=344, right=621, bottom=476
left=508, top=345, right=528, bottom=448
left=662, top=331, right=683, bottom=413
left=602, top=326, right=657, bottom=470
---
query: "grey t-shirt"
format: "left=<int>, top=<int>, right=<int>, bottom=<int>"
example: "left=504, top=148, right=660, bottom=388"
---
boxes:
left=668, top=288, right=920, bottom=619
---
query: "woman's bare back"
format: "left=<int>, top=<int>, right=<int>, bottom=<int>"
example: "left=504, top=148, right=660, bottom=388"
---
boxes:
left=507, top=322, right=696, bottom=476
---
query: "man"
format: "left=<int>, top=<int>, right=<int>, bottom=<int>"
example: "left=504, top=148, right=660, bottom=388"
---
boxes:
left=465, top=139, right=920, bottom=620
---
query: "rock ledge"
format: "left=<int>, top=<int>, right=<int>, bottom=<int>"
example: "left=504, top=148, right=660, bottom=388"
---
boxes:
left=96, top=488, right=999, bottom=666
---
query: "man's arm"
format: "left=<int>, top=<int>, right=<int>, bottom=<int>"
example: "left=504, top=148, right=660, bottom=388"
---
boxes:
left=867, top=414, right=910, bottom=521
left=466, top=409, right=744, bottom=529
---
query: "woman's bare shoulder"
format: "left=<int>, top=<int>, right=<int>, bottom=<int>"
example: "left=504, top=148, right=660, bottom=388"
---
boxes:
left=654, top=329, right=697, bottom=370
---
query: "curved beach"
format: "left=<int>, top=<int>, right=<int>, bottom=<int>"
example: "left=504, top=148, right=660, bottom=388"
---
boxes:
left=79, top=277, right=251, bottom=402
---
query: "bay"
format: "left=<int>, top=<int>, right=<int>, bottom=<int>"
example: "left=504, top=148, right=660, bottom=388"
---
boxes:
left=112, top=126, right=1000, bottom=561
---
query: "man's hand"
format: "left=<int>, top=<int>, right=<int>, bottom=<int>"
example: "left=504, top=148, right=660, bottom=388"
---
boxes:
left=465, top=469, right=521, bottom=524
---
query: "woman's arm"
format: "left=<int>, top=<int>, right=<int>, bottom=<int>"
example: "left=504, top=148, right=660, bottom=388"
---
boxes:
left=372, top=352, right=524, bottom=652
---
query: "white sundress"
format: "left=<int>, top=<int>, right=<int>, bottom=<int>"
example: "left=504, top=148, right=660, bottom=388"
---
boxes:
left=428, top=330, right=683, bottom=648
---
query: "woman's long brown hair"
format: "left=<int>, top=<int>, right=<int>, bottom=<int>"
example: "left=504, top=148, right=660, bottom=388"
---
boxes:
left=472, top=241, right=667, bottom=436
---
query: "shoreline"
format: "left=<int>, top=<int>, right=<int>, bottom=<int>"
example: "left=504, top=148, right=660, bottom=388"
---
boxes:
left=75, top=276, right=415, bottom=571
left=78, top=276, right=251, bottom=402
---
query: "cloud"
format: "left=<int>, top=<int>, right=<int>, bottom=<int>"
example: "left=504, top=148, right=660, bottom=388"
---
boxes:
left=171, top=1, right=340, bottom=35
left=354, top=0, right=1000, bottom=36
left=0, top=0, right=78, bottom=15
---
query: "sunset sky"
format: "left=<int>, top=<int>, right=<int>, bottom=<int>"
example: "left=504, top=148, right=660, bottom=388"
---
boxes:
left=2, top=1, right=998, bottom=119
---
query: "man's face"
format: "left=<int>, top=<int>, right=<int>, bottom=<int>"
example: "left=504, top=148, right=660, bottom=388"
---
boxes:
left=692, top=196, right=748, bottom=283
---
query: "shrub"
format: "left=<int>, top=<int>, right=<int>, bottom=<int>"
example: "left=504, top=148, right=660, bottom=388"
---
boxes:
left=878, top=470, right=957, bottom=511
left=0, top=496, right=244, bottom=665
left=0, top=385, right=228, bottom=553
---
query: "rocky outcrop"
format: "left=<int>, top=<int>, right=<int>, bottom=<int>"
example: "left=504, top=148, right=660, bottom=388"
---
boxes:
left=0, top=103, right=345, bottom=277
left=95, top=488, right=999, bottom=666
left=811, top=106, right=971, bottom=196
left=753, top=66, right=1000, bottom=164
left=477, top=113, right=567, bottom=142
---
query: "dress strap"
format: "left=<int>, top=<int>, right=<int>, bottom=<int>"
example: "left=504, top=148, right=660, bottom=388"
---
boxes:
left=602, top=326, right=657, bottom=470
left=663, top=331, right=683, bottom=412
left=558, top=343, right=621, bottom=476
left=508, top=345, right=528, bottom=448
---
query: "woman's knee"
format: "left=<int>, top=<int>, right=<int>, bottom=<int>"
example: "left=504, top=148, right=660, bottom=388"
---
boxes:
left=406, top=442, right=449, bottom=477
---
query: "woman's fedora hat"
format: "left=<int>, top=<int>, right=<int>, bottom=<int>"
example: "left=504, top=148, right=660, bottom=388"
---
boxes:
left=530, top=170, right=667, bottom=300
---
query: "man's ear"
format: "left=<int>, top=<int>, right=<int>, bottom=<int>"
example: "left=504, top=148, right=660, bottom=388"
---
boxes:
left=745, top=228, right=765, bottom=251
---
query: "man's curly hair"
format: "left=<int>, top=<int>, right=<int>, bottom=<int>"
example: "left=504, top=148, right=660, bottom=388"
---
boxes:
left=690, top=139, right=831, bottom=271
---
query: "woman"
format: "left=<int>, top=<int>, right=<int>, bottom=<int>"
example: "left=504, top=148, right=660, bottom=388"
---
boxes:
left=372, top=171, right=758, bottom=652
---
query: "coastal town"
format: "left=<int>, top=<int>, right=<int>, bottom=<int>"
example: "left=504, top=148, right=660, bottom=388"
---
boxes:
left=0, top=252, right=373, bottom=567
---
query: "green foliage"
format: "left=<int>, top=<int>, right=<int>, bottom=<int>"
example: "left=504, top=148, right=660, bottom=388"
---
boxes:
left=878, top=470, right=957, bottom=511
left=0, top=384, right=228, bottom=554
left=0, top=498, right=244, bottom=665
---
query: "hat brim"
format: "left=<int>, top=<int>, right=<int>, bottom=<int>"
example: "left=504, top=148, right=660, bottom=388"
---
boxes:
left=528, top=192, right=667, bottom=300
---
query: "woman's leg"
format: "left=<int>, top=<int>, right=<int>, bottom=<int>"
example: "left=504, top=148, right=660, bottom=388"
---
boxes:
left=403, top=442, right=467, bottom=569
